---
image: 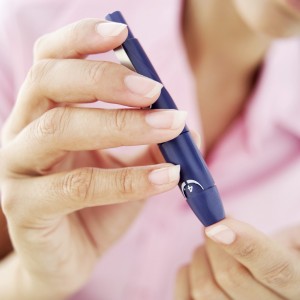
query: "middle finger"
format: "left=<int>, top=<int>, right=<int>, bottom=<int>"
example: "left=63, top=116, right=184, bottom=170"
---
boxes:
left=3, top=107, right=187, bottom=174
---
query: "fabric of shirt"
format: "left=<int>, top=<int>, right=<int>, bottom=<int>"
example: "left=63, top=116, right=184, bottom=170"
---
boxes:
left=0, top=0, right=300, bottom=299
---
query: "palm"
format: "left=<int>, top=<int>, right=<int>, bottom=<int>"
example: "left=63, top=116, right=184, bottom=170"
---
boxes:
left=41, top=146, right=161, bottom=286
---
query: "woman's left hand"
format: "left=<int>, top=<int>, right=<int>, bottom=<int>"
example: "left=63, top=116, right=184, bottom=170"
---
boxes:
left=175, top=218, right=300, bottom=300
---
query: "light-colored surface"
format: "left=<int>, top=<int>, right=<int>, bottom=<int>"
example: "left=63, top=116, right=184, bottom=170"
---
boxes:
left=0, top=0, right=9, bottom=19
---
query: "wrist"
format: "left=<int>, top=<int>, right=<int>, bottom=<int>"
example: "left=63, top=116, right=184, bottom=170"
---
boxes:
left=0, top=252, right=71, bottom=300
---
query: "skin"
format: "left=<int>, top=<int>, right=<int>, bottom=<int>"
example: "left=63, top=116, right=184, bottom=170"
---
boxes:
left=183, top=0, right=300, bottom=152
left=0, top=0, right=300, bottom=299
left=0, top=20, right=191, bottom=299
left=175, top=0, right=300, bottom=299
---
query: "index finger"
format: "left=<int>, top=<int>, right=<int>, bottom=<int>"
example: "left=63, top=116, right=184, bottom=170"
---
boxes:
left=205, top=218, right=300, bottom=299
left=34, top=18, right=128, bottom=61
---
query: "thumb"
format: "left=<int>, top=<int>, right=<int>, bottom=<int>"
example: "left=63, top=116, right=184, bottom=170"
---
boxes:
left=205, top=218, right=300, bottom=299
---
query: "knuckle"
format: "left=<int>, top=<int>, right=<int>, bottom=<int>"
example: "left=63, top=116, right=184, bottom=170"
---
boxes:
left=61, top=168, right=95, bottom=203
left=86, top=61, right=111, bottom=84
left=113, top=109, right=128, bottom=132
left=115, top=168, right=135, bottom=195
left=0, top=121, right=12, bottom=145
left=233, top=239, right=258, bottom=261
left=0, top=148, right=24, bottom=185
left=65, top=19, right=95, bottom=57
left=215, top=265, right=247, bottom=289
left=68, top=19, right=88, bottom=43
left=32, top=107, right=70, bottom=140
left=262, top=261, right=294, bottom=288
left=27, top=59, right=55, bottom=86
left=1, top=180, right=18, bottom=217
left=33, top=34, right=48, bottom=59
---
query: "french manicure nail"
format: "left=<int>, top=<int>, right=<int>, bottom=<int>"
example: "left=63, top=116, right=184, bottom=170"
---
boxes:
left=145, top=110, right=187, bottom=130
left=205, top=225, right=236, bottom=245
left=96, top=22, right=127, bottom=37
left=148, top=165, right=180, bottom=185
left=124, top=75, right=163, bottom=98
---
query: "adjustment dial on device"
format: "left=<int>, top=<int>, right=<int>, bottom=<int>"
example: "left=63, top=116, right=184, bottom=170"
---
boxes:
left=181, top=180, right=204, bottom=197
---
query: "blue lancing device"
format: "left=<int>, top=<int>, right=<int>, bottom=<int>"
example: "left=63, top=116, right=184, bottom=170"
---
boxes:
left=106, top=11, right=225, bottom=226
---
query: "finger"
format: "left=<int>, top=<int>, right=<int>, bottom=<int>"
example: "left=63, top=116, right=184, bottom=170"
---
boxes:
left=34, top=18, right=128, bottom=61
left=205, top=218, right=300, bottom=299
left=189, top=129, right=202, bottom=151
left=205, top=237, right=282, bottom=300
left=190, top=246, right=229, bottom=300
left=175, top=265, right=192, bottom=300
left=4, top=108, right=186, bottom=174
left=123, top=127, right=202, bottom=168
left=103, top=144, right=164, bottom=170
left=5, top=59, right=163, bottom=139
left=2, top=164, right=180, bottom=224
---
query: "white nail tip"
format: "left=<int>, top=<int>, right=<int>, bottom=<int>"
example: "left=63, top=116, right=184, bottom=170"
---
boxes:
left=97, top=22, right=127, bottom=37
left=144, top=82, right=164, bottom=98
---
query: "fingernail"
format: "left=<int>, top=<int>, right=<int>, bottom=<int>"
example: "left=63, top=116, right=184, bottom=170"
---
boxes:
left=205, top=225, right=236, bottom=245
left=145, top=110, right=187, bottom=130
left=96, top=22, right=127, bottom=37
left=124, top=75, right=163, bottom=98
left=148, top=165, right=180, bottom=185
left=192, top=131, right=202, bottom=150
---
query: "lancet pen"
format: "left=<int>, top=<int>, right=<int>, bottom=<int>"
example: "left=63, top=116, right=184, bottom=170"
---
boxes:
left=106, top=11, right=225, bottom=226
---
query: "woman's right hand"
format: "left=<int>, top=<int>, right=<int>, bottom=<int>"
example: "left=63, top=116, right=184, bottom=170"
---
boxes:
left=0, top=19, right=187, bottom=299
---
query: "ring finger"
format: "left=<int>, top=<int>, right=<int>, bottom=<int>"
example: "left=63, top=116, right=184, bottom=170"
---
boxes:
left=2, top=163, right=180, bottom=223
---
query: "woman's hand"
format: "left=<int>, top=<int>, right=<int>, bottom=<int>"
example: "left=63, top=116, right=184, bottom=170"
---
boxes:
left=175, top=218, right=300, bottom=300
left=0, top=19, right=188, bottom=299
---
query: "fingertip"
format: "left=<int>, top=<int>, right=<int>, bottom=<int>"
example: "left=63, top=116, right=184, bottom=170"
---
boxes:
left=189, top=129, right=202, bottom=150
left=124, top=75, right=163, bottom=100
left=205, top=221, right=236, bottom=245
left=96, top=22, right=128, bottom=38
left=205, top=217, right=260, bottom=246
left=148, top=164, right=180, bottom=185
left=34, top=18, right=130, bottom=60
left=91, top=20, right=129, bottom=53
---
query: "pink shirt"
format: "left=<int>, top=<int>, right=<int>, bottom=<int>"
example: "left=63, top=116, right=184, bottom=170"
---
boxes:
left=1, top=1, right=300, bottom=299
